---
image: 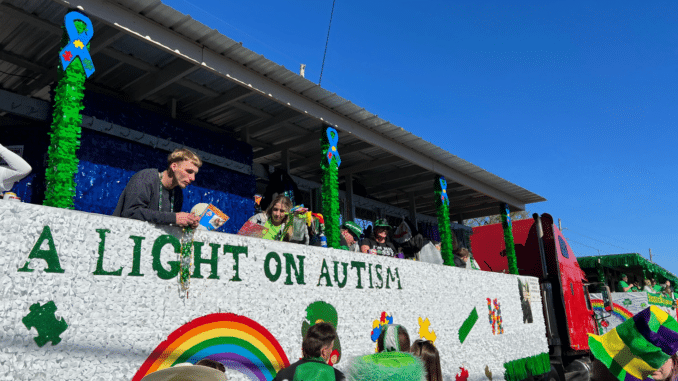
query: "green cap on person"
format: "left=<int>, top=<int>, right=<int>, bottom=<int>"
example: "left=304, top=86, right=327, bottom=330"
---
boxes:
left=621, top=274, right=627, bottom=278
left=374, top=219, right=391, bottom=229
left=342, top=221, right=363, bottom=238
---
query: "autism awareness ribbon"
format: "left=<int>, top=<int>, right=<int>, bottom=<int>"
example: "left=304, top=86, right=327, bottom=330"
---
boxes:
left=59, top=11, right=95, bottom=78
left=325, top=127, right=341, bottom=167
left=439, top=176, right=448, bottom=204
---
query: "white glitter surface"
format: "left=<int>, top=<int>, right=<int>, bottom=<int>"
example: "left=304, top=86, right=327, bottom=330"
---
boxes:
left=0, top=202, right=548, bottom=380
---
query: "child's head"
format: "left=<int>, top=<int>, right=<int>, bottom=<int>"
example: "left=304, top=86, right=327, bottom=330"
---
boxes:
left=411, top=339, right=442, bottom=381
left=377, top=324, right=410, bottom=353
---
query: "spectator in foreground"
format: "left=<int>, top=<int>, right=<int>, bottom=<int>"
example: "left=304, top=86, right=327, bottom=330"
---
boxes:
left=113, top=148, right=201, bottom=228
left=196, top=359, right=226, bottom=372
left=140, top=362, right=227, bottom=381
left=411, top=339, right=443, bottom=381
left=245, top=194, right=293, bottom=241
left=345, top=326, right=424, bottom=381
left=0, top=143, right=31, bottom=194
left=377, top=324, right=411, bottom=353
left=273, top=322, right=344, bottom=381
left=340, top=221, right=363, bottom=252
left=589, top=306, right=678, bottom=381
left=361, top=219, right=397, bottom=257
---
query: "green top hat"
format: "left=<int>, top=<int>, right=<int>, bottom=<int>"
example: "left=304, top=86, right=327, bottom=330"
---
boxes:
left=588, top=306, right=678, bottom=381
left=342, top=221, right=363, bottom=238
left=374, top=219, right=391, bottom=229
left=345, top=352, right=426, bottom=381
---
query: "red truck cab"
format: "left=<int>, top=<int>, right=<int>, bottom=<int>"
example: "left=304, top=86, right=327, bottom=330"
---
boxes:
left=471, top=213, right=598, bottom=380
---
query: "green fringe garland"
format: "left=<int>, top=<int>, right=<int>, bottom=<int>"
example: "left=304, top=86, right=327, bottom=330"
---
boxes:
left=320, top=127, right=340, bottom=249
left=44, top=19, right=88, bottom=209
left=179, top=227, right=195, bottom=296
left=500, top=203, right=518, bottom=275
left=434, top=175, right=454, bottom=266
left=503, top=353, right=550, bottom=381
left=578, top=253, right=678, bottom=285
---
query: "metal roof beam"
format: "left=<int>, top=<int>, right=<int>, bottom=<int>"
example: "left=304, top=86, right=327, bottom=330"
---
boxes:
left=58, top=0, right=530, bottom=211
left=127, top=57, right=199, bottom=101
left=0, top=49, right=48, bottom=74
left=253, top=132, right=316, bottom=159
left=246, top=109, right=300, bottom=138
left=338, top=156, right=403, bottom=176
left=285, top=141, right=372, bottom=170
left=182, top=85, right=252, bottom=118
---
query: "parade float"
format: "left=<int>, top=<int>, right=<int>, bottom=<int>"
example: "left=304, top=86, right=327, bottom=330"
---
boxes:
left=0, top=1, right=553, bottom=380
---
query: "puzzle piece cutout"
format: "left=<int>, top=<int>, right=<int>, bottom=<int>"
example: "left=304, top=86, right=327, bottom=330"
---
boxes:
left=418, top=317, right=437, bottom=343
left=22, top=301, right=68, bottom=347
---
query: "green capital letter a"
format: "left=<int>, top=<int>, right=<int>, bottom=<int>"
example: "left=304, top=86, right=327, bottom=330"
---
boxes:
left=18, top=226, right=65, bottom=273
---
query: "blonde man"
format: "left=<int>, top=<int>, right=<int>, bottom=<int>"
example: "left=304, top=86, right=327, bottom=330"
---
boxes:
left=113, top=148, right=201, bottom=227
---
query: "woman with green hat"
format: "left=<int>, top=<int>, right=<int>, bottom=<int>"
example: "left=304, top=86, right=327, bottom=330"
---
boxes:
left=589, top=306, right=678, bottom=381
left=360, top=219, right=397, bottom=257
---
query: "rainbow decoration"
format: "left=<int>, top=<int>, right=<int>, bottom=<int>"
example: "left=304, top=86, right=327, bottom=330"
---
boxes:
left=132, top=313, right=289, bottom=381
left=591, top=299, right=634, bottom=321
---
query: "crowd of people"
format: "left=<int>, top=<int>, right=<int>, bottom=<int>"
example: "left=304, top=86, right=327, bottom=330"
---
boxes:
left=111, top=148, right=481, bottom=269
left=618, top=274, right=677, bottom=300
left=140, top=305, right=678, bottom=381
left=140, top=322, right=443, bottom=381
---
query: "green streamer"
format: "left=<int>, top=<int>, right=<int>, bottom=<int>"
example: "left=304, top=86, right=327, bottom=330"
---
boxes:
left=503, top=353, right=550, bottom=381
left=434, top=175, right=454, bottom=266
left=320, top=126, right=340, bottom=248
left=43, top=19, right=89, bottom=209
left=500, top=203, right=518, bottom=275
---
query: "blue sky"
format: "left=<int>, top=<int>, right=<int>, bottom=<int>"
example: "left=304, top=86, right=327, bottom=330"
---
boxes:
left=163, top=1, right=678, bottom=275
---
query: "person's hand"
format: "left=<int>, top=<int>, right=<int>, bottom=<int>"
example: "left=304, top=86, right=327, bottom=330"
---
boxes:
left=176, top=212, right=200, bottom=228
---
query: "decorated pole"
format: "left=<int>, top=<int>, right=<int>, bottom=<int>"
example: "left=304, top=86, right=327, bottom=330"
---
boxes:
left=320, top=126, right=341, bottom=248
left=500, top=202, right=519, bottom=274
left=44, top=11, right=95, bottom=209
left=434, top=175, right=454, bottom=266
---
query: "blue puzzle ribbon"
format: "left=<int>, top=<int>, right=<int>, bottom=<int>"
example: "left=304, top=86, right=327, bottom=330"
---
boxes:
left=439, top=176, right=448, bottom=204
left=59, top=12, right=95, bottom=78
left=326, top=127, right=341, bottom=167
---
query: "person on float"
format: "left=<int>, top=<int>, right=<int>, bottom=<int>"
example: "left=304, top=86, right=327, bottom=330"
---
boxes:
left=453, top=247, right=480, bottom=270
left=0, top=143, right=31, bottom=195
left=113, top=148, right=201, bottom=228
left=410, top=339, right=443, bottom=381
left=618, top=274, right=637, bottom=292
left=653, top=279, right=664, bottom=293
left=245, top=194, right=293, bottom=241
left=589, top=305, right=678, bottom=381
left=360, top=219, right=397, bottom=257
left=339, top=221, right=363, bottom=252
left=643, top=279, right=655, bottom=293
left=272, top=322, right=345, bottom=381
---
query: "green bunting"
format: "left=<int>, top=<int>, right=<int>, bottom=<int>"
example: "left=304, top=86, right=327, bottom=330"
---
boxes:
left=44, top=19, right=89, bottom=209
left=500, top=203, right=518, bottom=275
left=320, top=126, right=341, bottom=249
left=434, top=175, right=454, bottom=266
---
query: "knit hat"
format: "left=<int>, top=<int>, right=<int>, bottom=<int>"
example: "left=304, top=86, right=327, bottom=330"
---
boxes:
left=344, top=352, right=426, bottom=381
left=380, top=324, right=406, bottom=352
left=374, top=219, right=391, bottom=229
left=342, top=221, right=363, bottom=238
left=588, top=306, right=678, bottom=381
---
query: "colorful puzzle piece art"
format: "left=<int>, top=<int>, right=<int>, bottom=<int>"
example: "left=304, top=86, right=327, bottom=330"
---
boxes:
left=487, top=298, right=504, bottom=335
left=22, top=301, right=68, bottom=347
left=370, top=311, right=394, bottom=351
left=418, top=317, right=437, bottom=343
